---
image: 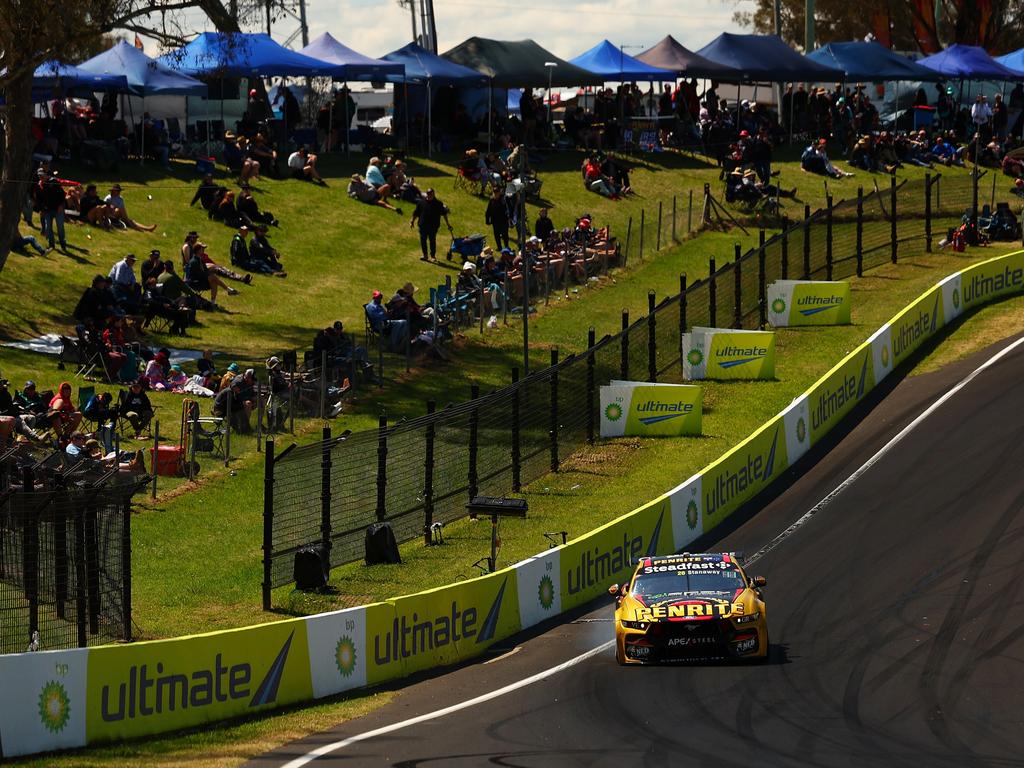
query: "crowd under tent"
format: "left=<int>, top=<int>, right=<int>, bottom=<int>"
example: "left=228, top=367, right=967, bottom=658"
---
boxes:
left=807, top=41, right=942, bottom=82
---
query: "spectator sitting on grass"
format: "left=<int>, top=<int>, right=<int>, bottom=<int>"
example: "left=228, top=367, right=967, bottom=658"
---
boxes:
left=141, top=248, right=165, bottom=284
left=144, top=349, right=169, bottom=390
left=120, top=377, right=154, bottom=437
left=190, top=173, right=222, bottom=212
left=250, top=225, right=287, bottom=277
left=249, top=133, right=278, bottom=177
left=78, top=184, right=113, bottom=228
left=388, top=282, right=434, bottom=333
left=156, top=260, right=204, bottom=308
left=65, top=431, right=88, bottom=460
left=388, top=160, right=421, bottom=202
left=219, top=362, right=240, bottom=392
left=74, top=275, right=117, bottom=328
left=211, top=190, right=246, bottom=228
left=105, top=184, right=157, bottom=232
left=213, top=377, right=251, bottom=432
left=82, top=391, right=116, bottom=426
left=108, top=253, right=141, bottom=311
left=288, top=146, right=324, bottom=184
left=0, top=376, right=43, bottom=441
left=583, top=155, right=618, bottom=198
left=535, top=208, right=555, bottom=242
left=348, top=174, right=401, bottom=213
left=11, top=224, right=46, bottom=256
left=801, top=139, right=852, bottom=179
left=237, top=183, right=278, bottom=227
left=83, top=439, right=146, bottom=475
left=14, top=380, right=47, bottom=422
left=185, top=241, right=239, bottom=305
left=365, top=157, right=392, bottom=196
left=48, top=381, right=83, bottom=441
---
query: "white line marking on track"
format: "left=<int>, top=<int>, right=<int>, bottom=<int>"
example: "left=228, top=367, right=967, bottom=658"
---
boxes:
left=484, top=646, right=521, bottom=664
left=279, top=641, right=614, bottom=767
left=744, top=333, right=1024, bottom=567
left=281, top=334, right=1024, bottom=767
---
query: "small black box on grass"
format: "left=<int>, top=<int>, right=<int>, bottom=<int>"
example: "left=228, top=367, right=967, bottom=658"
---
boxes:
left=294, top=544, right=329, bottom=590
left=365, top=522, right=402, bottom=565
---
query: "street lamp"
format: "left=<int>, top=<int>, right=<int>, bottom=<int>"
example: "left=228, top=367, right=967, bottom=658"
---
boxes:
left=544, top=61, right=558, bottom=130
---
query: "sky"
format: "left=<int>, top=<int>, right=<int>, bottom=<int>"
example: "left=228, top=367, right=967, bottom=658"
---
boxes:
left=144, top=0, right=754, bottom=59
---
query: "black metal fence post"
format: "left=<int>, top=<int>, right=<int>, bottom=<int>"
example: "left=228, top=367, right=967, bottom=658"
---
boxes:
left=890, top=175, right=898, bottom=264
left=85, top=503, right=99, bottom=635
left=733, top=244, right=742, bottom=329
left=549, top=348, right=559, bottom=472
left=511, top=368, right=521, bottom=492
left=758, top=246, right=767, bottom=329
left=262, top=437, right=274, bottom=611
left=586, top=328, right=596, bottom=445
left=121, top=495, right=132, bottom=642
left=657, top=201, right=663, bottom=251
left=620, top=310, right=630, bottom=379
left=672, top=195, right=678, bottom=242
left=925, top=172, right=933, bottom=252
left=423, top=400, right=436, bottom=545
left=639, top=209, right=645, bottom=261
left=759, top=228, right=765, bottom=251
left=826, top=195, right=834, bottom=281
left=74, top=505, right=87, bottom=647
left=679, top=273, right=688, bottom=336
left=802, top=204, right=811, bottom=279
left=375, top=414, right=387, bottom=522
left=856, top=186, right=864, bottom=277
left=624, top=216, right=633, bottom=266
left=23, top=467, right=38, bottom=642
left=781, top=219, right=789, bottom=279
left=469, top=384, right=480, bottom=499
left=709, top=257, right=717, bottom=327
left=647, top=291, right=657, bottom=382
left=320, top=425, right=332, bottom=563
left=54, top=496, right=68, bottom=620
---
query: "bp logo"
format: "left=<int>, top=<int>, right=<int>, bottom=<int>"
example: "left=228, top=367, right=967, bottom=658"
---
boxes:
left=952, top=287, right=960, bottom=309
left=881, top=344, right=890, bottom=367
left=604, top=403, right=623, bottom=422
left=39, top=680, right=70, bottom=734
left=538, top=574, right=555, bottom=610
left=796, top=416, right=807, bottom=444
left=686, top=348, right=704, bottom=367
left=686, top=499, right=698, bottom=530
left=334, top=635, right=357, bottom=678
left=771, top=297, right=787, bottom=314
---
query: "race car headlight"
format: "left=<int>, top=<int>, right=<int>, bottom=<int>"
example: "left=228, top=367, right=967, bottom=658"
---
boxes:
left=620, top=620, right=649, bottom=630
left=733, top=612, right=760, bottom=625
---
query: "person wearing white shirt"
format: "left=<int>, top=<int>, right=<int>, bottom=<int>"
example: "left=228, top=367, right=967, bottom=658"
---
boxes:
left=971, top=94, right=994, bottom=142
left=103, top=183, right=156, bottom=232
left=287, top=146, right=323, bottom=183
left=108, top=253, right=138, bottom=304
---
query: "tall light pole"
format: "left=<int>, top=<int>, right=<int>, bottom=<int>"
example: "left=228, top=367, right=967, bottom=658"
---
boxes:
left=805, top=0, right=815, bottom=52
left=545, top=61, right=558, bottom=135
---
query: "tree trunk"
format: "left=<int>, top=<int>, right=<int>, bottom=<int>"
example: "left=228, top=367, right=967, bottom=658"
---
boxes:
left=0, top=71, right=34, bottom=273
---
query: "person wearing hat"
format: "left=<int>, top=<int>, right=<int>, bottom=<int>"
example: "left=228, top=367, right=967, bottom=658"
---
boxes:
left=237, top=183, right=278, bottom=227
left=184, top=241, right=238, bottom=304
left=456, top=260, right=483, bottom=303
left=485, top=187, right=510, bottom=250
left=250, top=224, right=287, bottom=276
left=972, top=94, right=994, bottom=142
left=14, top=380, right=47, bottom=421
left=213, top=375, right=252, bottom=433
left=411, top=188, right=451, bottom=262
left=365, top=289, right=409, bottom=352
left=535, top=208, right=555, bottom=242
left=263, top=356, right=290, bottom=430
left=249, top=133, right=279, bottom=177
left=388, top=281, right=433, bottom=330
left=0, top=375, right=43, bottom=442
left=190, top=172, right=222, bottom=212
left=104, top=184, right=156, bottom=232
left=140, top=248, right=165, bottom=284
left=219, top=362, right=241, bottom=393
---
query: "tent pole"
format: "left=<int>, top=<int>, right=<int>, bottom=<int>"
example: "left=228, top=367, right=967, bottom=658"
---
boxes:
left=488, top=82, right=492, bottom=153
left=427, top=79, right=432, bottom=158
left=736, top=82, right=740, bottom=128
left=328, top=88, right=334, bottom=152
left=206, top=95, right=211, bottom=158
left=788, top=82, right=794, bottom=146
left=140, top=96, right=145, bottom=165
left=127, top=95, right=136, bottom=160
left=404, top=79, right=411, bottom=154
left=344, top=81, right=350, bottom=157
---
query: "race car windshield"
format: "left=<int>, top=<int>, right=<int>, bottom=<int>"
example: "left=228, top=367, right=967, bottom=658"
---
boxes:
left=633, top=567, right=742, bottom=598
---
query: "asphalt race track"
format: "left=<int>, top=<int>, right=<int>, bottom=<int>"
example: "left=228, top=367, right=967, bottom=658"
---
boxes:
left=253, top=333, right=1024, bottom=768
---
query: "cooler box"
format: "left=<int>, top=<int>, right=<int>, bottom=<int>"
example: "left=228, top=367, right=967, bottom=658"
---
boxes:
left=150, top=445, right=182, bottom=476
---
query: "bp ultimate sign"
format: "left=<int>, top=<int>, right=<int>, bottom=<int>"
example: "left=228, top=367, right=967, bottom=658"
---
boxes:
left=767, top=280, right=852, bottom=326
left=600, top=382, right=702, bottom=437
left=682, top=328, right=776, bottom=380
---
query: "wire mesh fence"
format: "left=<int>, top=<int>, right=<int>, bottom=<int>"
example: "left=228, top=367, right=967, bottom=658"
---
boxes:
left=263, top=171, right=990, bottom=606
left=0, top=464, right=140, bottom=654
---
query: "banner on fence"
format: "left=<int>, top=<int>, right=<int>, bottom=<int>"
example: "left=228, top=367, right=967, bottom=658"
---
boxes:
left=305, top=606, right=369, bottom=699
left=767, top=280, right=852, bottom=326
left=85, top=618, right=312, bottom=742
left=683, top=328, right=776, bottom=380
left=0, top=647, right=89, bottom=757
left=600, top=382, right=702, bottom=437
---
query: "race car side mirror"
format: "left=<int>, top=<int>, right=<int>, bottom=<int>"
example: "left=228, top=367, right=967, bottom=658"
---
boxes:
left=751, top=575, right=767, bottom=587
left=608, top=583, right=620, bottom=596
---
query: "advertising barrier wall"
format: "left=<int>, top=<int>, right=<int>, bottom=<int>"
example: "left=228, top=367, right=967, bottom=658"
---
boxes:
left=768, top=280, right=852, bottom=326
left=683, top=328, right=777, bottom=380
left=599, top=382, right=702, bottom=437
left=4, top=251, right=1023, bottom=759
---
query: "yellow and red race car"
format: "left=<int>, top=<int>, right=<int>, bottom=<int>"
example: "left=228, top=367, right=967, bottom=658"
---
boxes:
left=610, top=553, right=768, bottom=664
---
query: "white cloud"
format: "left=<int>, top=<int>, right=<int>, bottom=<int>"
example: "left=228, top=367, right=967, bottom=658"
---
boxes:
left=144, top=0, right=751, bottom=59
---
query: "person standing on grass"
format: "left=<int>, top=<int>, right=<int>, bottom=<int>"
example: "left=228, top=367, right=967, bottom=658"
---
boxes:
left=39, top=173, right=68, bottom=251
left=410, top=188, right=451, bottom=262
left=485, top=188, right=510, bottom=250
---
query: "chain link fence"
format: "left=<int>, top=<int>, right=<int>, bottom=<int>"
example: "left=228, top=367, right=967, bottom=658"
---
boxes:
left=263, top=171, right=981, bottom=607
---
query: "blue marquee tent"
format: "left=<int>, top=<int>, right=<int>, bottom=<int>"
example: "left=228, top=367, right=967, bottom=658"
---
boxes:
left=33, top=61, right=128, bottom=93
left=299, top=33, right=404, bottom=80
left=919, top=44, right=1024, bottom=80
left=159, top=32, right=339, bottom=78
left=997, top=47, right=1024, bottom=74
left=636, top=35, right=741, bottom=80
left=807, top=42, right=941, bottom=82
left=381, top=42, right=485, bottom=85
left=78, top=42, right=207, bottom=95
left=696, top=33, right=844, bottom=82
left=569, top=39, right=673, bottom=82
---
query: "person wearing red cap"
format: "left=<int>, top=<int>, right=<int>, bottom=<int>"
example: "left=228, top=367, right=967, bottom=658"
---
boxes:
left=364, top=289, right=408, bottom=352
